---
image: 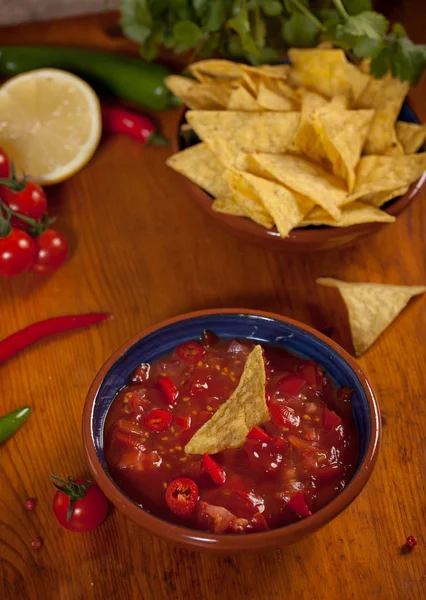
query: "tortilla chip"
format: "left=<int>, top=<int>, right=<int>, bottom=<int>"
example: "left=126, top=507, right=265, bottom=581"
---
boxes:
left=227, top=86, right=260, bottom=111
left=328, top=94, right=349, bottom=111
left=212, top=197, right=247, bottom=217
left=240, top=64, right=290, bottom=80
left=316, top=278, right=426, bottom=355
left=186, top=110, right=300, bottom=154
left=189, top=59, right=243, bottom=83
left=205, top=137, right=249, bottom=171
left=227, top=170, right=274, bottom=228
left=300, top=202, right=395, bottom=227
left=166, top=143, right=230, bottom=198
left=165, top=75, right=233, bottom=109
left=184, top=345, right=268, bottom=454
left=230, top=170, right=314, bottom=237
left=256, top=80, right=298, bottom=111
left=291, top=92, right=333, bottom=163
left=351, top=154, right=426, bottom=199
left=396, top=121, right=426, bottom=154
left=313, top=109, right=375, bottom=191
left=360, top=186, right=409, bottom=208
left=364, top=108, right=403, bottom=155
left=249, top=153, right=347, bottom=219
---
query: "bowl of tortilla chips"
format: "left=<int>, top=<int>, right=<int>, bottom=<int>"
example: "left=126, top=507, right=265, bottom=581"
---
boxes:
left=166, top=49, right=426, bottom=252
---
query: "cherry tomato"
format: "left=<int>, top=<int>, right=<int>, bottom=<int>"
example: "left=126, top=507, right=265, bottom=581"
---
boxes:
left=1, top=181, right=47, bottom=220
left=201, top=454, right=226, bottom=485
left=0, top=228, right=37, bottom=276
left=0, top=148, right=10, bottom=178
left=175, top=341, right=205, bottom=362
left=143, top=409, right=172, bottom=432
left=158, top=376, right=178, bottom=405
left=31, top=229, right=68, bottom=275
left=165, top=477, right=199, bottom=517
left=51, top=476, right=108, bottom=532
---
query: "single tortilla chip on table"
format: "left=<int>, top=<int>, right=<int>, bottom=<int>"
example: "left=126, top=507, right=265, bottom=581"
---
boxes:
left=248, top=153, right=347, bottom=220
left=186, top=110, right=300, bottom=154
left=300, top=202, right=395, bottom=227
left=229, top=170, right=314, bottom=237
left=185, top=345, right=268, bottom=455
left=395, top=121, right=426, bottom=154
left=316, top=278, right=426, bottom=356
left=350, top=154, right=426, bottom=200
left=166, top=143, right=230, bottom=198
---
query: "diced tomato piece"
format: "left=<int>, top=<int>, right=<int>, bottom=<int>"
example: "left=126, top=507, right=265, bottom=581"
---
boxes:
left=269, top=403, right=300, bottom=428
left=272, top=435, right=287, bottom=450
left=323, top=408, right=343, bottom=430
left=315, top=465, right=345, bottom=481
left=143, top=409, right=172, bottom=432
left=297, top=362, right=319, bottom=388
left=131, top=362, right=150, bottom=382
left=116, top=450, right=143, bottom=469
left=113, top=431, right=146, bottom=453
left=277, top=374, right=305, bottom=396
left=196, top=501, right=236, bottom=533
left=175, top=341, right=206, bottom=362
left=165, top=478, right=199, bottom=518
left=247, top=426, right=272, bottom=443
left=158, top=376, right=178, bottom=405
left=201, top=454, right=226, bottom=484
left=189, top=378, right=209, bottom=396
left=227, top=340, right=248, bottom=354
left=116, top=449, right=161, bottom=471
left=288, top=435, right=317, bottom=454
left=246, top=512, right=269, bottom=532
left=115, top=420, right=145, bottom=436
left=175, top=414, right=191, bottom=430
left=287, top=491, right=311, bottom=518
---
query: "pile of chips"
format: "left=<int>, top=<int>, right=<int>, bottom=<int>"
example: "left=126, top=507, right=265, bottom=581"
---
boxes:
left=166, top=48, right=426, bottom=238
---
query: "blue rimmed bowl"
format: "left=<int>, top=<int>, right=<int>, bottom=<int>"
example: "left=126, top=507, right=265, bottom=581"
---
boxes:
left=82, top=309, right=381, bottom=553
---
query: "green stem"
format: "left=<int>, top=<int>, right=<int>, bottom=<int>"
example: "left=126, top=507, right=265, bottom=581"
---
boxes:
left=332, top=0, right=349, bottom=20
left=290, top=0, right=326, bottom=32
left=0, top=199, right=38, bottom=229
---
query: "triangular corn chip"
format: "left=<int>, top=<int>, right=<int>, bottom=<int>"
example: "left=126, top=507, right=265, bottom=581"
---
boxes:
left=317, top=278, right=426, bottom=355
left=227, top=86, right=260, bottom=111
left=396, top=121, right=426, bottom=154
left=166, top=143, right=230, bottom=198
left=360, top=186, right=409, bottom=208
left=186, top=110, right=300, bottom=154
left=300, top=202, right=394, bottom=227
left=230, top=170, right=314, bottom=237
left=212, top=196, right=247, bottom=217
left=313, top=109, right=375, bottom=191
left=165, top=76, right=232, bottom=109
left=227, top=170, right=274, bottom=228
left=256, top=80, right=297, bottom=111
left=189, top=59, right=244, bottom=82
left=351, top=154, right=426, bottom=199
left=185, top=345, right=268, bottom=455
left=240, top=64, right=290, bottom=80
left=249, top=153, right=347, bottom=219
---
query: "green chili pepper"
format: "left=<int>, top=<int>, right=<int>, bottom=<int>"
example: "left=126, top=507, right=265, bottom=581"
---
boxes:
left=0, top=46, right=181, bottom=111
left=0, top=407, right=31, bottom=443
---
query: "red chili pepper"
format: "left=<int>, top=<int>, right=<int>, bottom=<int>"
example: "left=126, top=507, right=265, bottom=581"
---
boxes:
left=247, top=426, right=271, bottom=443
left=322, top=408, right=343, bottom=430
left=101, top=106, right=168, bottom=145
left=175, top=415, right=191, bottom=430
left=287, top=491, right=311, bottom=518
left=201, top=454, right=226, bottom=485
left=143, top=409, right=172, bottom=432
left=0, top=314, right=110, bottom=364
left=158, top=376, right=179, bottom=405
left=276, top=374, right=306, bottom=396
left=165, top=478, right=199, bottom=518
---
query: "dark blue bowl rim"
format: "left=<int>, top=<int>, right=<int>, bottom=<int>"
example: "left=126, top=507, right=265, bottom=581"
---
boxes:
left=83, top=309, right=381, bottom=550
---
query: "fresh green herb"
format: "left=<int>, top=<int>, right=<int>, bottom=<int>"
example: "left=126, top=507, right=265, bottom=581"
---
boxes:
left=120, top=0, right=426, bottom=85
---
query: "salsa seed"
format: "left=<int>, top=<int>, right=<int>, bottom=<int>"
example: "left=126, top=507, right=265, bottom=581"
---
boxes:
left=161, top=437, right=168, bottom=441
left=170, top=426, right=175, bottom=433
left=192, top=410, right=197, bottom=415
left=303, top=415, right=311, bottom=421
left=223, top=367, right=229, bottom=373
left=197, top=361, right=203, bottom=367
left=317, top=455, right=326, bottom=463
left=182, top=396, right=190, bottom=402
left=162, top=482, right=167, bottom=489
left=176, top=445, right=182, bottom=451
left=180, top=457, right=187, bottom=462
left=160, top=372, right=167, bottom=377
left=314, top=416, right=320, bottom=422
left=230, top=376, right=236, bottom=382
left=206, top=405, right=213, bottom=412
left=283, top=427, right=289, bottom=432
left=169, top=449, right=174, bottom=453
left=214, top=365, right=220, bottom=371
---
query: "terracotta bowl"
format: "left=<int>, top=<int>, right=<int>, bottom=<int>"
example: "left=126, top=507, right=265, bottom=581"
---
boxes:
left=83, top=309, right=381, bottom=553
left=171, top=103, right=426, bottom=252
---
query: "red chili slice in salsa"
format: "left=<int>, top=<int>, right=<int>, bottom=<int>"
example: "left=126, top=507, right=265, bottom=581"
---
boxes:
left=104, top=335, right=358, bottom=534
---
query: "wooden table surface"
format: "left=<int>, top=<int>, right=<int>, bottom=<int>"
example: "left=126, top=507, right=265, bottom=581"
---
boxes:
left=1, top=6, right=425, bottom=600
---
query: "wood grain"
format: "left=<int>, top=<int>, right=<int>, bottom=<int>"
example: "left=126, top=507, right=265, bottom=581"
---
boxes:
left=0, top=7, right=425, bottom=600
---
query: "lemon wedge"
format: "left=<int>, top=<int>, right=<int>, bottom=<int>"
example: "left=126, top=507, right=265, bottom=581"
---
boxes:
left=0, top=68, right=102, bottom=184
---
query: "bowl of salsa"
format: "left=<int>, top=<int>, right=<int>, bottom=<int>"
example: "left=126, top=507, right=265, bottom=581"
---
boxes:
left=83, top=309, right=381, bottom=553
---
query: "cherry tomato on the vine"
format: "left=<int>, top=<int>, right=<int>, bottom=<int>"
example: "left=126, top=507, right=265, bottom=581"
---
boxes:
left=0, top=228, right=37, bottom=276
left=51, top=475, right=108, bottom=532
left=31, top=229, right=69, bottom=274
left=1, top=181, right=47, bottom=220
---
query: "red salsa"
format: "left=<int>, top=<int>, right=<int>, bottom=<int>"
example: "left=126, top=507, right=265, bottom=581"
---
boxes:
left=104, top=334, right=358, bottom=534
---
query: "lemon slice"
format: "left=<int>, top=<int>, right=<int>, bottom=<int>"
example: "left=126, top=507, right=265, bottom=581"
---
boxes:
left=0, top=69, right=102, bottom=184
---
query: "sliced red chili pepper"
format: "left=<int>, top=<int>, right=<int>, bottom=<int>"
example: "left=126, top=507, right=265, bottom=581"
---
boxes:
left=175, top=341, right=206, bottom=363
left=247, top=426, right=271, bottom=443
left=165, top=477, right=199, bottom=517
left=322, top=408, right=342, bottom=430
left=287, top=491, right=311, bottom=518
left=158, top=376, right=178, bottom=405
left=247, top=512, right=269, bottom=532
left=174, top=415, right=191, bottom=430
left=270, top=403, right=300, bottom=428
left=0, top=314, right=110, bottom=364
left=201, top=454, right=226, bottom=485
left=277, top=374, right=305, bottom=396
left=143, top=409, right=172, bottom=432
left=272, top=435, right=287, bottom=450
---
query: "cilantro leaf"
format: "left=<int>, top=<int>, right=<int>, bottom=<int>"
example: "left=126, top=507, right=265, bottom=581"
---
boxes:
left=173, top=20, right=203, bottom=50
left=343, top=0, right=372, bottom=14
left=205, top=1, right=227, bottom=32
left=227, top=7, right=260, bottom=55
left=282, top=13, right=321, bottom=48
left=335, top=11, right=388, bottom=57
left=261, top=1, right=283, bottom=17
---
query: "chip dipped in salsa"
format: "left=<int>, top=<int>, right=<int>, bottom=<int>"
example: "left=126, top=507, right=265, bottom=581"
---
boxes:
left=104, top=333, right=358, bottom=534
